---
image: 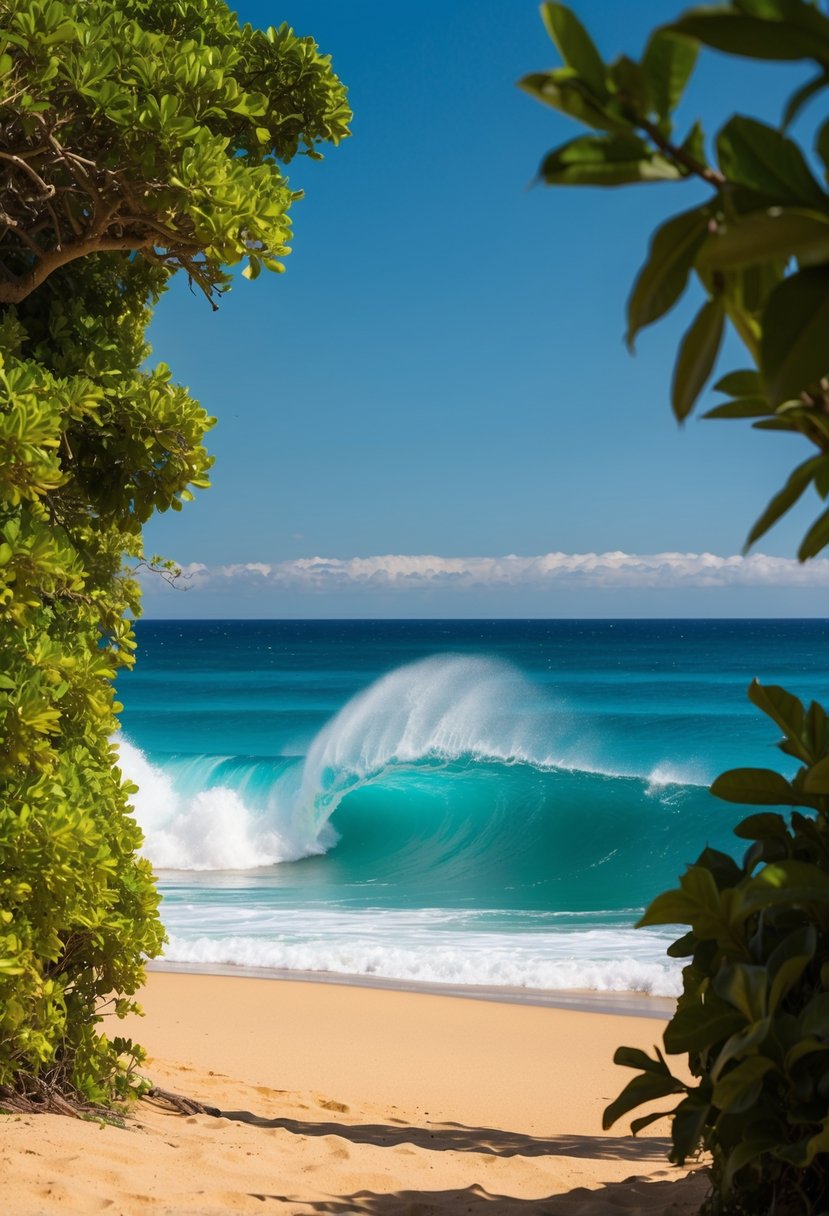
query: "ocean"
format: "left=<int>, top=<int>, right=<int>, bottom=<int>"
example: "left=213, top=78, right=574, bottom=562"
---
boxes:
left=117, top=619, right=828, bottom=999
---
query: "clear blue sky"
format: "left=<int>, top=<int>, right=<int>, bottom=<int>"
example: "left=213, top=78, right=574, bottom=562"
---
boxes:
left=142, top=1, right=829, bottom=617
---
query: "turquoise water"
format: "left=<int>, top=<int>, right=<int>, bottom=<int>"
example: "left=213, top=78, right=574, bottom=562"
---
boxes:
left=118, top=619, right=829, bottom=996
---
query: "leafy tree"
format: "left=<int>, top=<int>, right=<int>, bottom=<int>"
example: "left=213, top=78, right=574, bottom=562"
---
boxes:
left=0, top=0, right=349, bottom=1110
left=522, top=2, right=829, bottom=1213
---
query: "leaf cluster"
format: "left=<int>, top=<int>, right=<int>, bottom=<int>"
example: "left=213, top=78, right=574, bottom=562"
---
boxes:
left=0, top=0, right=347, bottom=1106
left=605, top=681, right=829, bottom=1214
left=522, top=0, right=829, bottom=559
left=0, top=0, right=351, bottom=305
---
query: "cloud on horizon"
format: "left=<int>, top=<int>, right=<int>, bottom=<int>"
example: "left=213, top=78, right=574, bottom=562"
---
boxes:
left=145, top=551, right=829, bottom=595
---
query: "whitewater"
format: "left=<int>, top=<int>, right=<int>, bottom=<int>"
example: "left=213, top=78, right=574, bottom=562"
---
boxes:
left=117, top=619, right=828, bottom=999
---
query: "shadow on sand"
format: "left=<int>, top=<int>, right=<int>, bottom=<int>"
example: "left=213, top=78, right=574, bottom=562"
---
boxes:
left=243, top=1177, right=707, bottom=1214
left=219, top=1108, right=673, bottom=1163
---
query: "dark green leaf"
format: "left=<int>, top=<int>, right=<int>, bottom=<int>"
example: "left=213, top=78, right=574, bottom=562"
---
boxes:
left=714, top=369, right=763, bottom=395
left=748, top=680, right=806, bottom=744
left=782, top=71, right=829, bottom=130
left=667, top=13, right=827, bottom=63
left=798, top=505, right=829, bottom=560
left=802, top=752, right=829, bottom=794
left=737, top=860, right=829, bottom=918
left=697, top=208, right=829, bottom=270
left=664, top=999, right=745, bottom=1054
left=761, top=266, right=829, bottom=404
left=703, top=395, right=773, bottom=419
left=626, top=206, right=710, bottom=349
left=711, top=1017, right=773, bottom=1081
left=713, top=963, right=769, bottom=1022
left=641, top=31, right=698, bottom=121
left=613, top=1045, right=671, bottom=1075
left=671, top=298, right=725, bottom=421
left=681, top=119, right=706, bottom=167
left=712, top=1055, right=775, bottom=1113
left=540, top=3, right=608, bottom=98
left=744, top=456, right=826, bottom=549
left=670, top=1096, right=710, bottom=1164
left=717, top=116, right=826, bottom=206
left=768, top=925, right=816, bottom=1012
left=733, top=812, right=790, bottom=841
left=602, top=1070, right=686, bottom=1130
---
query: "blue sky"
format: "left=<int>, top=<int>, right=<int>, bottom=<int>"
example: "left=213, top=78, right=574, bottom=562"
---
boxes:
left=142, top=1, right=829, bottom=617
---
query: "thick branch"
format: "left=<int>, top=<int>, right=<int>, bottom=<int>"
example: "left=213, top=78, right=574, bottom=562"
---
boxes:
left=0, top=234, right=155, bottom=303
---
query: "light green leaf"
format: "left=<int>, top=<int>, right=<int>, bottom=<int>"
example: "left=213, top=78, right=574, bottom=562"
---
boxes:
left=539, top=133, right=679, bottom=186
left=641, top=31, right=698, bottom=121
left=540, top=3, right=608, bottom=98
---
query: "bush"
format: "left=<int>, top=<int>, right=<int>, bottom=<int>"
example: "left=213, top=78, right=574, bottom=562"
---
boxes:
left=605, top=681, right=829, bottom=1214
left=0, top=0, right=349, bottom=1107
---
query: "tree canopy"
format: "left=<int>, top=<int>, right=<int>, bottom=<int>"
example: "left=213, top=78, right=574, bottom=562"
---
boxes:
left=0, top=0, right=348, bottom=1110
left=0, top=0, right=350, bottom=305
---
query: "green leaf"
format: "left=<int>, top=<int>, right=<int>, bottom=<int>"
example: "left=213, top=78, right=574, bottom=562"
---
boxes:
left=696, top=208, right=829, bottom=270
left=539, top=133, right=679, bottom=186
left=664, top=999, right=745, bottom=1055
left=748, top=680, right=806, bottom=744
left=714, top=369, right=762, bottom=396
left=782, top=71, right=829, bottom=130
left=711, top=1017, right=773, bottom=1082
left=744, top=456, right=827, bottom=549
left=669, top=1096, right=710, bottom=1164
left=737, top=860, right=829, bottom=918
left=733, top=811, right=790, bottom=841
left=641, top=31, right=698, bottom=121
left=768, top=925, right=816, bottom=1013
left=713, top=963, right=769, bottom=1022
left=540, top=4, right=608, bottom=98
left=712, top=1055, right=775, bottom=1114
left=518, top=72, right=628, bottom=133
left=703, top=395, right=773, bottom=419
left=638, top=864, right=723, bottom=930
left=626, top=206, right=709, bottom=349
left=667, top=13, right=827, bottom=63
left=761, top=266, right=829, bottom=404
left=602, top=1070, right=685, bottom=1131
left=614, top=1045, right=671, bottom=1075
left=798, top=505, right=829, bottom=561
left=717, top=116, right=826, bottom=206
left=711, top=767, right=797, bottom=806
left=802, top=752, right=829, bottom=794
left=671, top=297, right=725, bottom=421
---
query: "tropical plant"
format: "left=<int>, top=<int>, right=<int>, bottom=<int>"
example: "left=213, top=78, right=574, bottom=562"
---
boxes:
left=0, top=0, right=349, bottom=1111
left=521, top=0, right=829, bottom=559
left=522, top=2, right=829, bottom=1212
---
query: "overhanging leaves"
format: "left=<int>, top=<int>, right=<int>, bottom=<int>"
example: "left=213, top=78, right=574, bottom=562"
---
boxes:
left=671, top=297, right=725, bottom=421
left=761, top=266, right=829, bottom=404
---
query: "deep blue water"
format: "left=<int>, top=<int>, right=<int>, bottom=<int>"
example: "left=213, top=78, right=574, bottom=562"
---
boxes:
left=117, top=619, right=829, bottom=995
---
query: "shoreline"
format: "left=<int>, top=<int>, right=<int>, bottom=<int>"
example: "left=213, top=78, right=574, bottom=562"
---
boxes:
left=148, top=958, right=677, bottom=1019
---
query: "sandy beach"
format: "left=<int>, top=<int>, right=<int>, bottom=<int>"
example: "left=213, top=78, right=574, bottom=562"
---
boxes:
left=0, top=971, right=706, bottom=1215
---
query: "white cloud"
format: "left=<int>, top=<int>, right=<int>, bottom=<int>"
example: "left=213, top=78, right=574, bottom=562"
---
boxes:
left=147, top=551, right=829, bottom=593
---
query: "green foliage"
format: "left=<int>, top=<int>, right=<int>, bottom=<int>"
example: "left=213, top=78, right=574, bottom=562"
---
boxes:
left=0, top=0, right=347, bottom=1107
left=521, top=3, right=829, bottom=1211
left=521, top=0, right=829, bottom=559
left=606, top=683, right=829, bottom=1214
left=0, top=0, right=351, bottom=306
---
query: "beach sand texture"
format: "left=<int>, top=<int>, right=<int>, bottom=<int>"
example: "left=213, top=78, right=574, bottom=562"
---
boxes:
left=0, top=972, right=707, bottom=1215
